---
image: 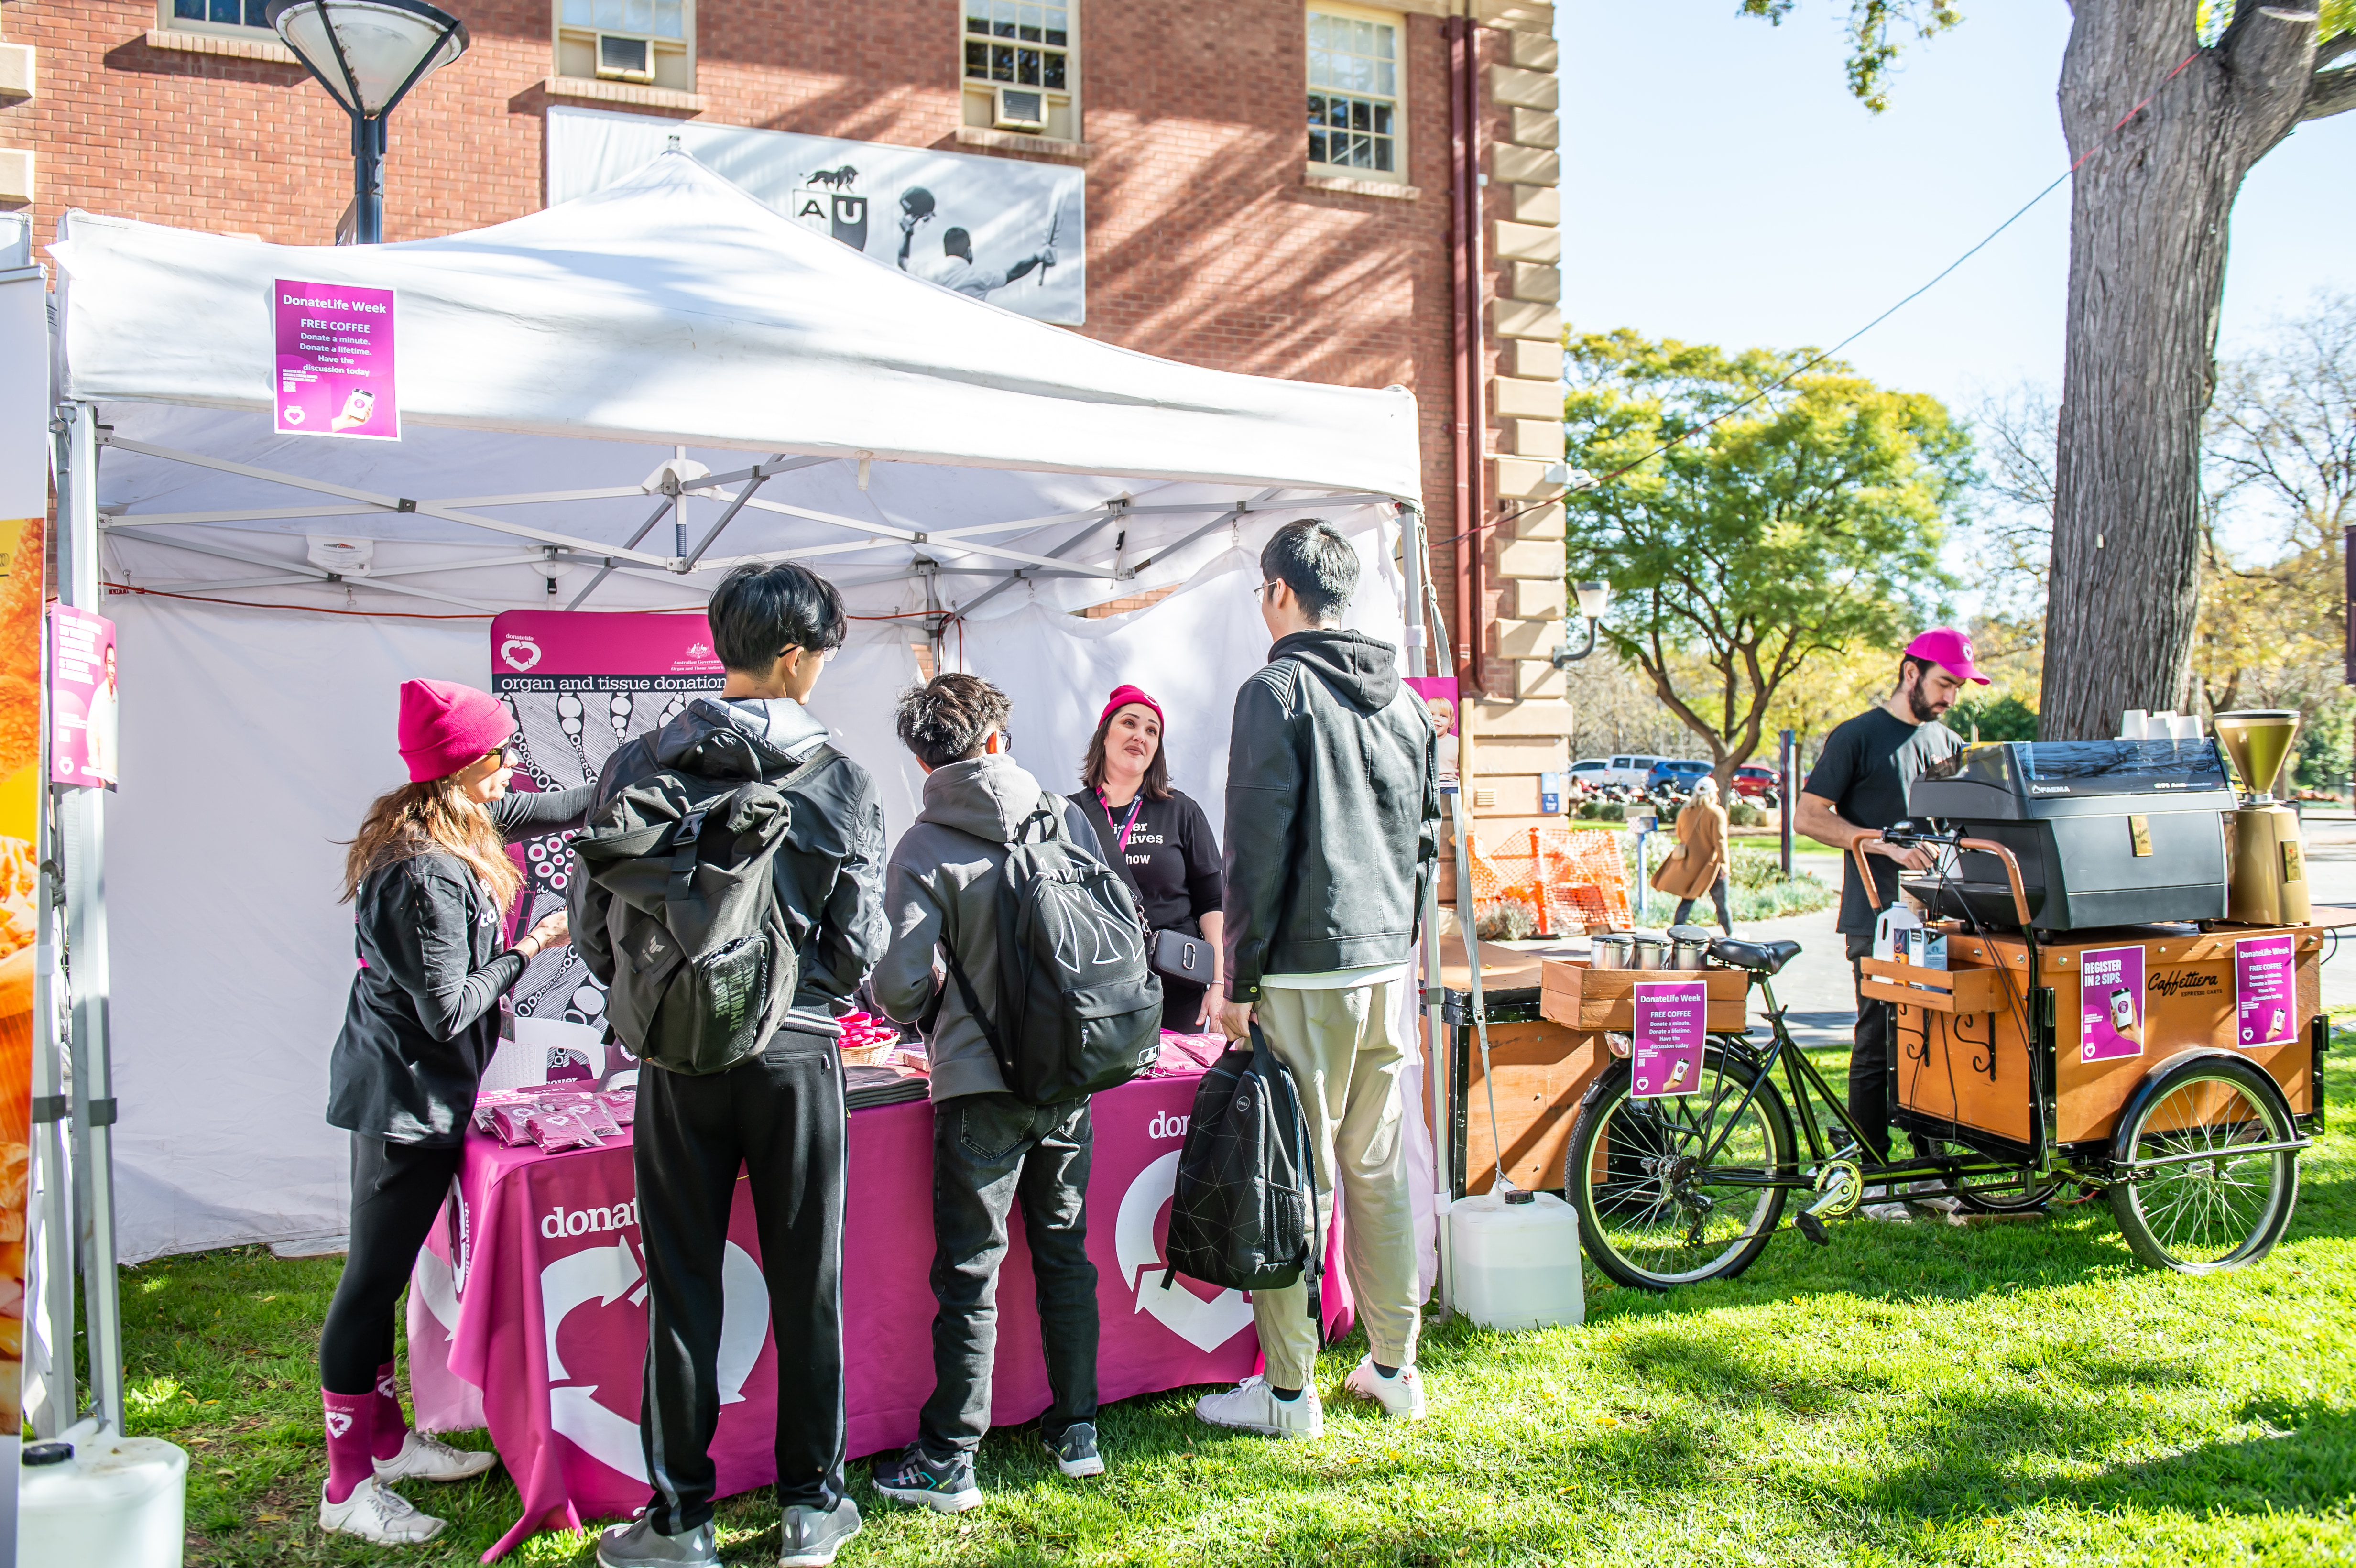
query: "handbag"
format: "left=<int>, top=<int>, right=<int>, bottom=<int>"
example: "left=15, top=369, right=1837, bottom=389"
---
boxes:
left=1096, top=791, right=1219, bottom=988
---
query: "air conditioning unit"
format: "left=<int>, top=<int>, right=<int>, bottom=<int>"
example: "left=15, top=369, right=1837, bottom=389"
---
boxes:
left=596, top=34, right=654, bottom=82
left=993, top=85, right=1046, bottom=132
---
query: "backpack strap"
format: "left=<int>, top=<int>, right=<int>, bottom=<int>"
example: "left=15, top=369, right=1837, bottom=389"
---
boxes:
left=937, top=938, right=1015, bottom=1085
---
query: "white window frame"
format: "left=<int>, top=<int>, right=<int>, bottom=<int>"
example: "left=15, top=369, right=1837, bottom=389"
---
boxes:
left=1305, top=1, right=1407, bottom=184
left=156, top=0, right=275, bottom=40
left=960, top=0, right=1080, bottom=143
left=555, top=0, right=696, bottom=93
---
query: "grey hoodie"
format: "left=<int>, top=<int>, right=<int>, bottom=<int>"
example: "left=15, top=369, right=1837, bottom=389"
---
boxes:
left=872, top=753, right=1101, bottom=1102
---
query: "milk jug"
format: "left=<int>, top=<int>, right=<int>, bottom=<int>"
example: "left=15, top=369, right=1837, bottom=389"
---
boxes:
left=1448, top=1188, right=1584, bottom=1329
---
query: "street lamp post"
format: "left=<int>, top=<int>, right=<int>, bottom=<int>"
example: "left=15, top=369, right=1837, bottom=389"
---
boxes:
left=1551, top=580, right=1614, bottom=668
left=267, top=0, right=470, bottom=245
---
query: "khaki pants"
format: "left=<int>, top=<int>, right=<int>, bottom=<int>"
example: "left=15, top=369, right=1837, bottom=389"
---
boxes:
left=1249, top=978, right=1421, bottom=1389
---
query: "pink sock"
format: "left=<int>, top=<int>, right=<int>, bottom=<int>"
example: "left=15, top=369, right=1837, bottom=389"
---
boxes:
left=322, top=1389, right=376, bottom=1504
left=371, top=1361, right=409, bottom=1463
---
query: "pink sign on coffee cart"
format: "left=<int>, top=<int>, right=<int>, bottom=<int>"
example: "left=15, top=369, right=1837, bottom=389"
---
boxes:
left=47, top=605, right=117, bottom=789
left=273, top=278, right=399, bottom=440
left=1631, top=979, right=1706, bottom=1098
left=2234, top=933, right=2297, bottom=1049
left=2077, top=944, right=2146, bottom=1062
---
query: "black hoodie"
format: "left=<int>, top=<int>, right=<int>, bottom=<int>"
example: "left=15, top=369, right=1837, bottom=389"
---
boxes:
left=1220, top=629, right=1440, bottom=1000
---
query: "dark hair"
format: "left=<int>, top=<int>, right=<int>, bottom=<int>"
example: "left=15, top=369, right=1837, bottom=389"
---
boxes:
left=1260, top=519, right=1358, bottom=624
left=944, top=227, right=972, bottom=257
left=1080, top=704, right=1172, bottom=801
left=708, top=562, right=846, bottom=673
left=1895, top=653, right=1933, bottom=691
left=895, top=673, right=1012, bottom=770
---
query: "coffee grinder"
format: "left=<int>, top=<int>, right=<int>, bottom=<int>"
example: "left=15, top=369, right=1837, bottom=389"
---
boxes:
left=2213, top=709, right=2309, bottom=926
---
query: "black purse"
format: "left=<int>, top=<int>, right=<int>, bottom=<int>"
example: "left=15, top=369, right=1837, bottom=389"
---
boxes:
left=1095, top=793, right=1218, bottom=989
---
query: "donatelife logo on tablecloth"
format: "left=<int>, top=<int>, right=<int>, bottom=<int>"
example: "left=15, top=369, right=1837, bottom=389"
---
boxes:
left=273, top=279, right=399, bottom=440
left=2234, top=934, right=2297, bottom=1048
left=1631, top=980, right=1706, bottom=1098
left=2078, top=945, right=2146, bottom=1062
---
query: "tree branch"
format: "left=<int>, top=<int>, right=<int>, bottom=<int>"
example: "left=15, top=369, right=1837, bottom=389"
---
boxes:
left=2303, top=57, right=2356, bottom=121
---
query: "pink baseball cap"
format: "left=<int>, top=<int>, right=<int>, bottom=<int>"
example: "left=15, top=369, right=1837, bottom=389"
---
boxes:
left=1098, top=684, right=1164, bottom=731
left=1903, top=627, right=1990, bottom=686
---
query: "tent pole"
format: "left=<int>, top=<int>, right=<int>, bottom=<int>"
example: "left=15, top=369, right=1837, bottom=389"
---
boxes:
left=56, top=400, right=127, bottom=1437
left=1401, top=503, right=1454, bottom=1318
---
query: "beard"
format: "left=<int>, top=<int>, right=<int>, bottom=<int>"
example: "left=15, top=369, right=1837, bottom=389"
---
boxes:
left=1903, top=679, right=1946, bottom=725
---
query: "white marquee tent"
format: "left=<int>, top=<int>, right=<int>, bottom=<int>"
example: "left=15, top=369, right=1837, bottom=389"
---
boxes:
left=44, top=149, right=1442, bottom=1264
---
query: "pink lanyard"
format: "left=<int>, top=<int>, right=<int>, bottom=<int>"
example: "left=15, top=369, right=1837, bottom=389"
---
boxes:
left=1098, top=791, right=1145, bottom=853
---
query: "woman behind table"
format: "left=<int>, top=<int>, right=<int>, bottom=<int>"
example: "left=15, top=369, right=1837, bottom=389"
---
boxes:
left=1653, top=774, right=1734, bottom=935
left=316, top=680, right=589, bottom=1546
left=1069, top=686, right=1224, bottom=1030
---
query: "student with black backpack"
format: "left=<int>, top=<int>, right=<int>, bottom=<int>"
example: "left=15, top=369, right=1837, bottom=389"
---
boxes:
left=574, top=563, right=885, bottom=1568
left=867, top=673, right=1158, bottom=1512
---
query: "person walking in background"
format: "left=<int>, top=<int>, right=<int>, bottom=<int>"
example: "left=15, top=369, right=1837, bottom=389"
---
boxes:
left=1653, top=775, right=1733, bottom=934
left=581, top=563, right=884, bottom=1568
left=1195, top=519, right=1441, bottom=1440
left=870, top=674, right=1109, bottom=1509
left=318, top=679, right=588, bottom=1546
left=1070, top=685, right=1225, bottom=1031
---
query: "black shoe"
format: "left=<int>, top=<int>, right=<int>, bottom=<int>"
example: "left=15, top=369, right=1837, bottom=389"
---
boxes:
left=778, top=1496, right=862, bottom=1567
left=873, top=1444, right=982, bottom=1514
left=1044, top=1422, right=1104, bottom=1478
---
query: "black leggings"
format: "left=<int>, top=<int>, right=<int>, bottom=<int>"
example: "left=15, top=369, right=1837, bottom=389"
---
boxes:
left=1674, top=876, right=1734, bottom=935
left=319, top=1133, right=464, bottom=1396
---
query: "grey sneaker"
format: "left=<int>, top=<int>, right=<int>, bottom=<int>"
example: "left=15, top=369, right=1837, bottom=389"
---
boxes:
left=873, top=1444, right=983, bottom=1513
left=1045, top=1422, right=1104, bottom=1478
left=597, top=1514, right=718, bottom=1568
left=779, top=1497, right=862, bottom=1567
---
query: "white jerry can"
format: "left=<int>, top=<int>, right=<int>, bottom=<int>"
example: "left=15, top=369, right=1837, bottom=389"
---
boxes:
left=1447, top=1188, right=1585, bottom=1330
left=19, top=1432, right=190, bottom=1568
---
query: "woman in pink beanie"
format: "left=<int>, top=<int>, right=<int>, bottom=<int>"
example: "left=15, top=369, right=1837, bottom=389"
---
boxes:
left=314, top=679, right=593, bottom=1546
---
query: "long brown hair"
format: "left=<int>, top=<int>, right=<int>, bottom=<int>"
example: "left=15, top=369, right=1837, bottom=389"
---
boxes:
left=340, top=775, right=523, bottom=912
left=1080, top=708, right=1173, bottom=802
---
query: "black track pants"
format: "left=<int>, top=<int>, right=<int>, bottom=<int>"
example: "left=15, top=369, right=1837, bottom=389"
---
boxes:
left=319, top=1134, right=464, bottom=1395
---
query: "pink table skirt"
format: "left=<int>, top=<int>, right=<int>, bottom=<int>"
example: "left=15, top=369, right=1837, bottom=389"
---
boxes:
left=406, top=1071, right=1353, bottom=1561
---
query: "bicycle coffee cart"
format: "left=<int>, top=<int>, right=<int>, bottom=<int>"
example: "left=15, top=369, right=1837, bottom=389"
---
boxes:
left=1558, top=738, right=2336, bottom=1291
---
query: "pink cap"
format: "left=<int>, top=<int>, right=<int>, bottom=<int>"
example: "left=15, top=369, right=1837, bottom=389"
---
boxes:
left=1903, top=627, right=1990, bottom=686
left=397, top=679, right=515, bottom=782
left=1098, top=684, right=1165, bottom=731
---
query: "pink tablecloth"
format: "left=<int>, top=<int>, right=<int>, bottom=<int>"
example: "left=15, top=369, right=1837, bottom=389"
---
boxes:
left=406, top=1071, right=1353, bottom=1560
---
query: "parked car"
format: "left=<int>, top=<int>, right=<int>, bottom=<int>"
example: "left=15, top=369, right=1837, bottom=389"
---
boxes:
left=1645, top=759, right=1713, bottom=793
left=1571, top=758, right=1612, bottom=794
left=1732, top=763, right=1781, bottom=803
left=1598, top=753, right=1669, bottom=790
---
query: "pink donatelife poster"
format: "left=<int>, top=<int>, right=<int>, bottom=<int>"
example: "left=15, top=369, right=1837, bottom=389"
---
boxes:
left=273, top=278, right=400, bottom=439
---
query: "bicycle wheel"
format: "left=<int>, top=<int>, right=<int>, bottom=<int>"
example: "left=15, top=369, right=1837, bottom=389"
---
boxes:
left=2106, top=1053, right=2300, bottom=1274
left=1566, top=1045, right=1794, bottom=1290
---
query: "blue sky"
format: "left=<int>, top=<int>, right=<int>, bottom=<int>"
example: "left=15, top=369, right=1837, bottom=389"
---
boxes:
left=1553, top=3, right=2355, bottom=418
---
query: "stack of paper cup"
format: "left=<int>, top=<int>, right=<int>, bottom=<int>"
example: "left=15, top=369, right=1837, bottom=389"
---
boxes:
left=2172, top=713, right=2203, bottom=740
left=2120, top=709, right=2148, bottom=740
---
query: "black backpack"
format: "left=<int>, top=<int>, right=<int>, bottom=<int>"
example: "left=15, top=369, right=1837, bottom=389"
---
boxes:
left=572, top=745, right=837, bottom=1076
left=1160, top=1023, right=1322, bottom=1323
left=939, top=792, right=1163, bottom=1106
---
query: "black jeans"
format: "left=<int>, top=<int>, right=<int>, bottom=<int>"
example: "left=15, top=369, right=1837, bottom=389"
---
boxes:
left=319, top=1133, right=465, bottom=1395
left=635, top=1032, right=847, bottom=1531
left=920, top=1091, right=1098, bottom=1459
left=1673, top=876, right=1734, bottom=935
left=1844, top=933, right=1910, bottom=1163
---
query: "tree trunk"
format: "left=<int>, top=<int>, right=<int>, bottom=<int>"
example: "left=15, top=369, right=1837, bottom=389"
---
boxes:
left=2041, top=2, right=2324, bottom=739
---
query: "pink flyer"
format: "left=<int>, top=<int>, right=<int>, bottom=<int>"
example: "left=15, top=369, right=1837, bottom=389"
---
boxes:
left=47, top=605, right=117, bottom=789
left=2234, top=934, right=2297, bottom=1049
left=273, top=278, right=399, bottom=440
left=2077, top=944, right=2145, bottom=1062
left=1631, top=979, right=1706, bottom=1099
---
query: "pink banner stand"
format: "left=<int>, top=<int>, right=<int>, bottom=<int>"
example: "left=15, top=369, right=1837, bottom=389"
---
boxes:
left=408, top=1070, right=1353, bottom=1560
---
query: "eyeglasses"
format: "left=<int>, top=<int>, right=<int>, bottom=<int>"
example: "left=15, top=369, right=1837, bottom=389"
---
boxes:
left=1252, top=578, right=1283, bottom=601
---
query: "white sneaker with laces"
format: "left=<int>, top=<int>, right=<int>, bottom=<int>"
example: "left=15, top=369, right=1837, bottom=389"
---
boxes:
left=1341, top=1355, right=1426, bottom=1420
left=319, top=1476, right=447, bottom=1544
left=373, top=1429, right=499, bottom=1483
left=1861, top=1201, right=1914, bottom=1223
left=1194, top=1375, right=1324, bottom=1439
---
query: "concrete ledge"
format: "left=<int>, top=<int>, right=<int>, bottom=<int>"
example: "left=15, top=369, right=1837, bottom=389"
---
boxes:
left=1492, top=451, right=1563, bottom=495
left=1474, top=0, right=1556, bottom=32
left=1508, top=185, right=1560, bottom=225
left=0, top=43, right=34, bottom=99
left=545, top=75, right=705, bottom=111
left=1504, top=337, right=1564, bottom=379
left=1305, top=171, right=1418, bottom=199
left=1506, top=30, right=1559, bottom=70
left=1505, top=261, right=1562, bottom=304
left=144, top=26, right=299, bottom=64
left=1494, top=537, right=1567, bottom=579
left=1493, top=143, right=1560, bottom=186
left=0, top=148, right=32, bottom=205
left=1491, top=374, right=1562, bottom=419
left=1493, top=218, right=1560, bottom=263
left=1503, top=576, right=1566, bottom=617
left=958, top=125, right=1093, bottom=161
left=1489, top=65, right=1559, bottom=112
left=1509, top=107, right=1558, bottom=148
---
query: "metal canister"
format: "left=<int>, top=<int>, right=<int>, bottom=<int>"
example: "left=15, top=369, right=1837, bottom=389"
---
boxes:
left=1628, top=933, right=1670, bottom=970
left=1665, top=925, right=1714, bottom=970
left=1591, top=933, right=1634, bottom=970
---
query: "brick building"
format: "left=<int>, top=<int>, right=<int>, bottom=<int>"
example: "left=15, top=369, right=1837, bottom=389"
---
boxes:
left=0, top=0, right=1572, bottom=833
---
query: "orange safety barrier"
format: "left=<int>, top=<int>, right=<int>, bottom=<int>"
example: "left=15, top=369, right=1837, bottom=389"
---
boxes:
left=1462, top=824, right=1631, bottom=936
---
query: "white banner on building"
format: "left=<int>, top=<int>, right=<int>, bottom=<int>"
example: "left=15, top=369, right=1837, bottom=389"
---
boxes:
left=547, top=105, right=1086, bottom=325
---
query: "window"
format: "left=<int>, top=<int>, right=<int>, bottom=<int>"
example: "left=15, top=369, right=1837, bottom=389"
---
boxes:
left=164, top=0, right=271, bottom=34
left=1306, top=5, right=1403, bottom=180
left=557, top=0, right=692, bottom=92
left=962, top=0, right=1077, bottom=141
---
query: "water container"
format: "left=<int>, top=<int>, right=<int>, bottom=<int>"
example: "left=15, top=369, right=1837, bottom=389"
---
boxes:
left=19, top=1432, right=189, bottom=1567
left=1447, top=1189, right=1585, bottom=1330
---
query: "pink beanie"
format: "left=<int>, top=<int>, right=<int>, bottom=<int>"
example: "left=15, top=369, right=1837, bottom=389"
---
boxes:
left=1098, top=684, right=1164, bottom=731
left=397, top=679, right=515, bottom=783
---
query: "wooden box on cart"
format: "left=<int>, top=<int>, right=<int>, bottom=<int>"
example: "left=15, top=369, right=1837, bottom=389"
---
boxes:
left=1434, top=941, right=1628, bottom=1198
left=1867, top=925, right=2322, bottom=1152
left=1538, top=960, right=1748, bottom=1033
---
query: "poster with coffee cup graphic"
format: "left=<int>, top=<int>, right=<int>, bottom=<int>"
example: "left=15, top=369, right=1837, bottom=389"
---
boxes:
left=2233, top=934, right=2297, bottom=1048
left=2077, top=944, right=2145, bottom=1062
left=0, top=516, right=44, bottom=1436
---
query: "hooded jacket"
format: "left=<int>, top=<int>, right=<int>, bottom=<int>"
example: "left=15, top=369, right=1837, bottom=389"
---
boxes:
left=574, top=696, right=886, bottom=1043
left=1222, top=629, right=1440, bottom=1000
left=871, top=754, right=1102, bottom=1102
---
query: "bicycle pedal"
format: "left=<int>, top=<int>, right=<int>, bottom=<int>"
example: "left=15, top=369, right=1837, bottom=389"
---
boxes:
left=1794, top=1210, right=1830, bottom=1247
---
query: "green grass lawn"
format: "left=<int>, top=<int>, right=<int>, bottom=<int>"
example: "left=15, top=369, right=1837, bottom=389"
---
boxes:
left=127, top=1034, right=2356, bottom=1567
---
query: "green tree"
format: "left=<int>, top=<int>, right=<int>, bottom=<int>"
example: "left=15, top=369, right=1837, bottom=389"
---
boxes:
left=1561, top=328, right=1970, bottom=786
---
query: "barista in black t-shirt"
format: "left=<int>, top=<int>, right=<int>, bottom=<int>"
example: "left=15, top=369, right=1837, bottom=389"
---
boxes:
left=1795, top=628, right=1981, bottom=1173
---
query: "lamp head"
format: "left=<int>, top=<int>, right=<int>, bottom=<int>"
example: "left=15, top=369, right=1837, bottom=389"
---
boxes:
left=267, top=0, right=469, bottom=118
left=1573, top=580, right=1612, bottom=621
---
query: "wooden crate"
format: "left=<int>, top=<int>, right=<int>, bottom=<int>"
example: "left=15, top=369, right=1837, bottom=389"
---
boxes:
left=1858, top=957, right=2012, bottom=1014
left=1892, top=991, right=2036, bottom=1146
left=1454, top=1016, right=1610, bottom=1197
left=1537, top=960, right=1748, bottom=1032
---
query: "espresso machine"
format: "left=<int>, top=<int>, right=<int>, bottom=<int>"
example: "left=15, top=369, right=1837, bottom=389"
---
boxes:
left=2214, top=709, right=2309, bottom=926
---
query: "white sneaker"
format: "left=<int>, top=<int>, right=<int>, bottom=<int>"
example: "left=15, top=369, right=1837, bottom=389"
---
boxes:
left=1340, top=1355, right=1426, bottom=1420
left=1901, top=1181, right=1965, bottom=1215
left=373, top=1429, right=499, bottom=1483
left=319, top=1476, right=447, bottom=1544
left=1194, top=1375, right=1324, bottom=1439
left=1861, top=1202, right=1914, bottom=1223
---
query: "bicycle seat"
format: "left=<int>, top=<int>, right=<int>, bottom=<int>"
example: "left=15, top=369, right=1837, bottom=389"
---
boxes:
left=1709, top=936, right=1801, bottom=975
